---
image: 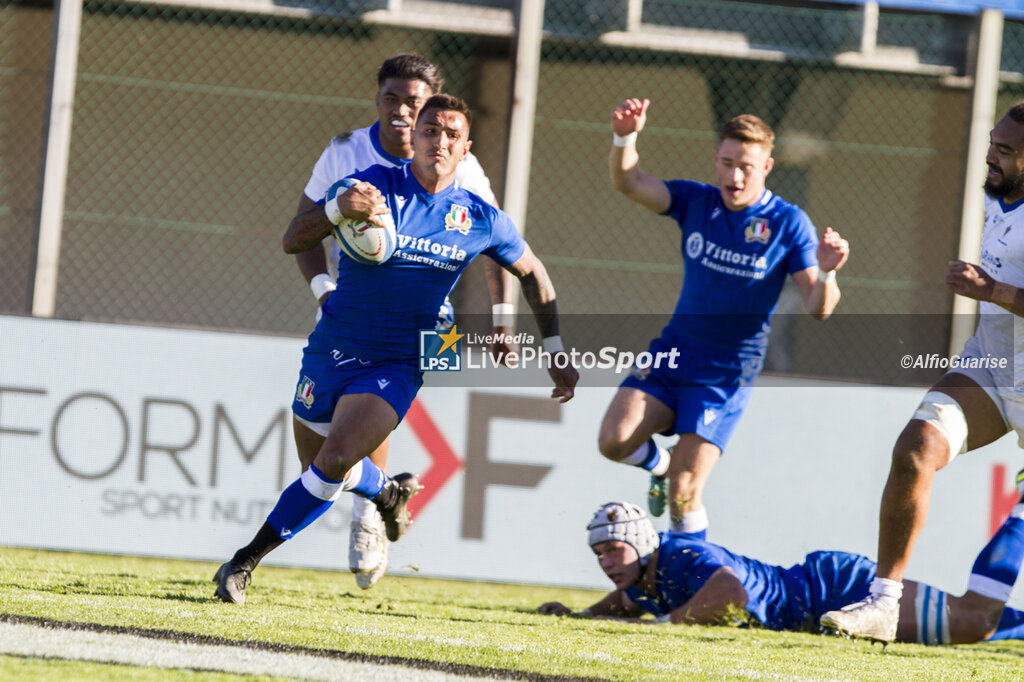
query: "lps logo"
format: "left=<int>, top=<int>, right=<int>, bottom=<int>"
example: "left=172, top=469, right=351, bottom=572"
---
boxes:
left=419, top=325, right=464, bottom=371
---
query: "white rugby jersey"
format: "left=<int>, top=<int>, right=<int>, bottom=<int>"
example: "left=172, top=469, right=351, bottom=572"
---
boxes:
left=303, top=122, right=497, bottom=278
left=975, top=194, right=1024, bottom=394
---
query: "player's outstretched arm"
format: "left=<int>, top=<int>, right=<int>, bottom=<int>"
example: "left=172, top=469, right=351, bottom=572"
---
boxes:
left=662, top=567, right=748, bottom=625
left=947, top=259, right=1024, bottom=317
left=793, top=227, right=849, bottom=320
left=539, top=589, right=643, bottom=619
left=609, top=98, right=671, bottom=214
left=505, top=245, right=579, bottom=402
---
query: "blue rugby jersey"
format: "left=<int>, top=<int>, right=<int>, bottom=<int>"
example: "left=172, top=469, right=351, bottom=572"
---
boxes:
left=303, top=123, right=497, bottom=279
left=625, top=534, right=874, bottom=630
left=664, top=180, right=819, bottom=358
left=315, top=163, right=524, bottom=363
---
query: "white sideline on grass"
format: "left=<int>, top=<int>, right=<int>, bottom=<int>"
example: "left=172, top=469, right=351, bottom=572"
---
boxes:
left=0, top=621, right=496, bottom=681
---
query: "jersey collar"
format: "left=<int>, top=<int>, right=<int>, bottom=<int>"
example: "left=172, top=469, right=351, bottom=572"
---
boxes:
left=369, top=121, right=412, bottom=167
left=998, top=194, right=1024, bottom=213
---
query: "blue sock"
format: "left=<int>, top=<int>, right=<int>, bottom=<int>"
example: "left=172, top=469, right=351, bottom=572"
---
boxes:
left=968, top=515, right=1024, bottom=602
left=341, top=458, right=387, bottom=499
left=266, top=464, right=342, bottom=539
left=987, top=606, right=1024, bottom=641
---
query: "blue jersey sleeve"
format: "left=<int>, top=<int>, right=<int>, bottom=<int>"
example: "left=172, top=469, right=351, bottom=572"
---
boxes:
left=786, top=208, right=819, bottom=274
left=663, top=180, right=710, bottom=226
left=483, top=209, right=526, bottom=267
left=625, top=536, right=730, bottom=617
left=659, top=541, right=731, bottom=604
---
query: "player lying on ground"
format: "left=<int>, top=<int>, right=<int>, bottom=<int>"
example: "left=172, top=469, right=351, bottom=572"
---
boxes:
left=213, top=94, right=578, bottom=605
left=539, top=500, right=1024, bottom=644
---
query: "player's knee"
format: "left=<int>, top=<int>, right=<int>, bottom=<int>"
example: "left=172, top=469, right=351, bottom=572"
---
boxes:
left=312, top=439, right=361, bottom=481
left=891, top=421, right=952, bottom=475
left=896, top=392, right=969, bottom=472
left=597, top=431, right=631, bottom=461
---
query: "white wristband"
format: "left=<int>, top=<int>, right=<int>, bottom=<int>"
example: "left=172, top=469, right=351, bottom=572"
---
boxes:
left=492, top=303, right=515, bottom=328
left=817, top=268, right=836, bottom=284
left=310, top=274, right=336, bottom=301
left=612, top=132, right=638, bottom=147
left=653, top=613, right=672, bottom=624
left=324, top=197, right=344, bottom=225
left=543, top=335, right=565, bottom=354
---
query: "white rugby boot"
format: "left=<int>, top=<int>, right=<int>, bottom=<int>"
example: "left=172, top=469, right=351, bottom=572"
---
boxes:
left=349, top=496, right=389, bottom=590
left=820, top=595, right=898, bottom=643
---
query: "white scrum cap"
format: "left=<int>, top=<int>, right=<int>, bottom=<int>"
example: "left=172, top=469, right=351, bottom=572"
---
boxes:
left=587, top=502, right=660, bottom=567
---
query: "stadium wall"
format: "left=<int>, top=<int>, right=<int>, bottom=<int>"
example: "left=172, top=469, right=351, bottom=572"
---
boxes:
left=8, top=1, right=1024, bottom=384
left=1, top=314, right=1022, bottom=608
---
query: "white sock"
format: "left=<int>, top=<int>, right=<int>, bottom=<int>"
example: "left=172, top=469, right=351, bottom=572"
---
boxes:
left=351, top=492, right=381, bottom=525
left=650, top=450, right=670, bottom=477
left=669, top=507, right=708, bottom=534
left=868, top=577, right=903, bottom=610
left=619, top=441, right=670, bottom=477
left=341, top=460, right=363, bottom=492
left=343, top=460, right=382, bottom=524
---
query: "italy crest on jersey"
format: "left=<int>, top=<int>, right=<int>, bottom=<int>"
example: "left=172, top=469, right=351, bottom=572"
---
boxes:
left=445, top=204, right=472, bottom=235
left=296, top=376, right=315, bottom=408
left=745, top=218, right=771, bottom=244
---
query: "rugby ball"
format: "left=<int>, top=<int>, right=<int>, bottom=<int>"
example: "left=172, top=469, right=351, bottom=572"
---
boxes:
left=326, top=178, right=397, bottom=265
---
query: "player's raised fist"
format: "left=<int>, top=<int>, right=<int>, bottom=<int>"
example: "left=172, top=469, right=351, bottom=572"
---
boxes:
left=816, top=226, right=849, bottom=274
left=945, top=259, right=995, bottom=301
left=611, top=98, right=650, bottom=137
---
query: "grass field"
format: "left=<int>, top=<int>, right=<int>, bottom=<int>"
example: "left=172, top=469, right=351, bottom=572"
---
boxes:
left=1, top=546, right=1022, bottom=681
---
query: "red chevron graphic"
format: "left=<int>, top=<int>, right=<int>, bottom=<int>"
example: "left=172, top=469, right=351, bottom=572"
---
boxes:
left=404, top=399, right=463, bottom=519
left=990, top=463, right=1019, bottom=537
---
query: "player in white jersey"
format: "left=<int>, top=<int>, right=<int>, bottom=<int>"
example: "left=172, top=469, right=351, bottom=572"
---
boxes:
left=290, top=55, right=517, bottom=590
left=822, top=101, right=1024, bottom=643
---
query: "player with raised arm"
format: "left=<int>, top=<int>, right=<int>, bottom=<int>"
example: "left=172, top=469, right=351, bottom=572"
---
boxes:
left=539, top=500, right=1024, bottom=645
left=598, top=98, right=849, bottom=538
left=821, top=101, right=1024, bottom=643
left=292, top=54, right=517, bottom=589
left=213, top=94, right=578, bottom=605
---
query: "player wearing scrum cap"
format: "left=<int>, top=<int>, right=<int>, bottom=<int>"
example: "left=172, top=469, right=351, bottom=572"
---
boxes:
left=538, top=501, right=1024, bottom=645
